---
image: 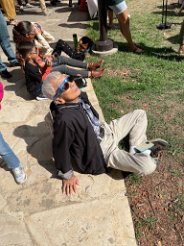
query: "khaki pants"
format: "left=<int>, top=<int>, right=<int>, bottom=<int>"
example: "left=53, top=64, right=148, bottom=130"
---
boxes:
left=0, top=0, right=16, bottom=20
left=100, top=109, right=156, bottom=175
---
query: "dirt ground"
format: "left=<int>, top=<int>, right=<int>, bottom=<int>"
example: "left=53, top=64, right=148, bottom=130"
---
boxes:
left=125, top=155, right=184, bottom=246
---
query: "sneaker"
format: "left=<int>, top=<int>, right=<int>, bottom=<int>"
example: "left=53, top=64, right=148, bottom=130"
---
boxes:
left=25, top=3, right=34, bottom=8
left=19, top=5, right=24, bottom=11
left=0, top=69, right=12, bottom=79
left=12, top=167, right=27, bottom=184
left=36, top=94, right=48, bottom=101
left=9, top=61, right=20, bottom=67
left=149, top=138, right=169, bottom=158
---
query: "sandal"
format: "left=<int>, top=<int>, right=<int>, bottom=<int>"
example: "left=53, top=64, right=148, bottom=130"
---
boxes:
left=131, top=46, right=143, bottom=54
left=88, top=59, right=104, bottom=71
left=179, top=45, right=184, bottom=56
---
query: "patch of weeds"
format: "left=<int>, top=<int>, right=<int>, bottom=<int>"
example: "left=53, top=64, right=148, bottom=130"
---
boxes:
left=171, top=195, right=184, bottom=216
left=142, top=217, right=158, bottom=226
left=168, top=194, right=184, bottom=220
left=134, top=221, right=143, bottom=240
left=169, top=169, right=183, bottom=177
left=134, top=217, right=158, bottom=240
left=165, top=135, right=184, bottom=156
left=127, top=174, right=142, bottom=185
left=170, top=110, right=184, bottom=127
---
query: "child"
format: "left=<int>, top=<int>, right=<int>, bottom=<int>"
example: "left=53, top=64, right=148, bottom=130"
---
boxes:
left=0, top=82, right=27, bottom=184
left=16, top=41, right=104, bottom=100
left=13, top=21, right=94, bottom=61
left=13, top=21, right=55, bottom=56
left=53, top=36, right=94, bottom=61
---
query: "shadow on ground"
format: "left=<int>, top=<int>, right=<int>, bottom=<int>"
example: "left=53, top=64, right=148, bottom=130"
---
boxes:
left=116, top=41, right=184, bottom=61
left=4, top=68, right=32, bottom=100
left=56, top=5, right=90, bottom=22
left=13, top=121, right=57, bottom=176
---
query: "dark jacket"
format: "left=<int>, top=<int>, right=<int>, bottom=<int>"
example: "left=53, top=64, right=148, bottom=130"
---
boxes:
left=50, top=92, right=106, bottom=175
left=24, top=62, right=42, bottom=97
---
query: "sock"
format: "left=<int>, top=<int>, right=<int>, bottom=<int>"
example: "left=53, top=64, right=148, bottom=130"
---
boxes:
left=129, top=146, right=151, bottom=156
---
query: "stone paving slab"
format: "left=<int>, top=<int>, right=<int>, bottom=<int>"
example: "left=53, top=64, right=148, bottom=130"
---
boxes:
left=0, top=1, right=137, bottom=245
left=25, top=196, right=136, bottom=246
left=0, top=214, right=33, bottom=246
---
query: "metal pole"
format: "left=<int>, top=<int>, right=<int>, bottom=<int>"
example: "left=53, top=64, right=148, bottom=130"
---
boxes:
left=95, top=0, right=114, bottom=51
left=162, top=0, right=165, bottom=24
left=165, top=0, right=168, bottom=25
left=156, top=0, right=171, bottom=30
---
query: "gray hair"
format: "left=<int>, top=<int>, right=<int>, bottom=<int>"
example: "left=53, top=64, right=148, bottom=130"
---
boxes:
left=42, top=71, right=61, bottom=100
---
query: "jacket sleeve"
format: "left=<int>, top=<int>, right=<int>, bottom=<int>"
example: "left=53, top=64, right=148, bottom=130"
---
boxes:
left=36, top=33, right=53, bottom=55
left=53, top=119, right=75, bottom=175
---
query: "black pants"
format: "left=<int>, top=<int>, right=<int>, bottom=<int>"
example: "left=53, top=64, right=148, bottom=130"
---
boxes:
left=53, top=39, right=85, bottom=61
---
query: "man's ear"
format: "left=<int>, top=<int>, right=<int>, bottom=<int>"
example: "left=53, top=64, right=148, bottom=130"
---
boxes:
left=55, top=97, right=65, bottom=104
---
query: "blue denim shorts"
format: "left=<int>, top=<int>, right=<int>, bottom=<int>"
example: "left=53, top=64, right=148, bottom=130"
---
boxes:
left=109, top=1, right=128, bottom=15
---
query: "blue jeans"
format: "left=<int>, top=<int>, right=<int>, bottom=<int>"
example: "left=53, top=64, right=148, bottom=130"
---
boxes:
left=0, top=9, right=17, bottom=72
left=0, top=132, right=20, bottom=170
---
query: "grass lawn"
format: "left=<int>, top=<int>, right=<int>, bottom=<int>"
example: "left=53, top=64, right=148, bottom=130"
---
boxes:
left=87, top=0, right=184, bottom=244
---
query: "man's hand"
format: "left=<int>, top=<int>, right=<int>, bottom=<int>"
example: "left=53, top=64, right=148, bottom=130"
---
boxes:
left=62, top=175, right=79, bottom=196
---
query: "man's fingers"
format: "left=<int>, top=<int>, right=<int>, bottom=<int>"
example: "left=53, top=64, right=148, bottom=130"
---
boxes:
left=66, top=184, right=70, bottom=196
left=62, top=183, right=66, bottom=194
left=73, top=183, right=77, bottom=193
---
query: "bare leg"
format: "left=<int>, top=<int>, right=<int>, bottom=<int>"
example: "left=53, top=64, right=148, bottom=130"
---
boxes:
left=117, top=10, right=142, bottom=52
left=179, top=20, right=184, bottom=55
left=39, top=0, right=47, bottom=15
left=107, top=9, right=113, bottom=28
left=117, top=10, right=135, bottom=50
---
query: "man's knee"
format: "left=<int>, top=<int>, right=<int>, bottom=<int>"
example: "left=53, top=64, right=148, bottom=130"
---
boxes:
left=140, top=160, right=157, bottom=176
left=134, top=109, right=146, bottom=117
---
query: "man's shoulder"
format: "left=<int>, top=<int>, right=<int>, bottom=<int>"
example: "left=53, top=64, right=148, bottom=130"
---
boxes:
left=50, top=102, right=80, bottom=122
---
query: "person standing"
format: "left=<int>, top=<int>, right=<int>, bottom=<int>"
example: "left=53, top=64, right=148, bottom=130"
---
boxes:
left=0, top=0, right=17, bottom=25
left=17, top=0, right=34, bottom=12
left=106, top=0, right=143, bottom=53
left=0, top=82, right=26, bottom=184
left=0, top=9, right=19, bottom=79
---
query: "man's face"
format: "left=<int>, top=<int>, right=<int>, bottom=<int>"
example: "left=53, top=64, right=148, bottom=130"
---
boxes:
left=53, top=74, right=81, bottom=103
